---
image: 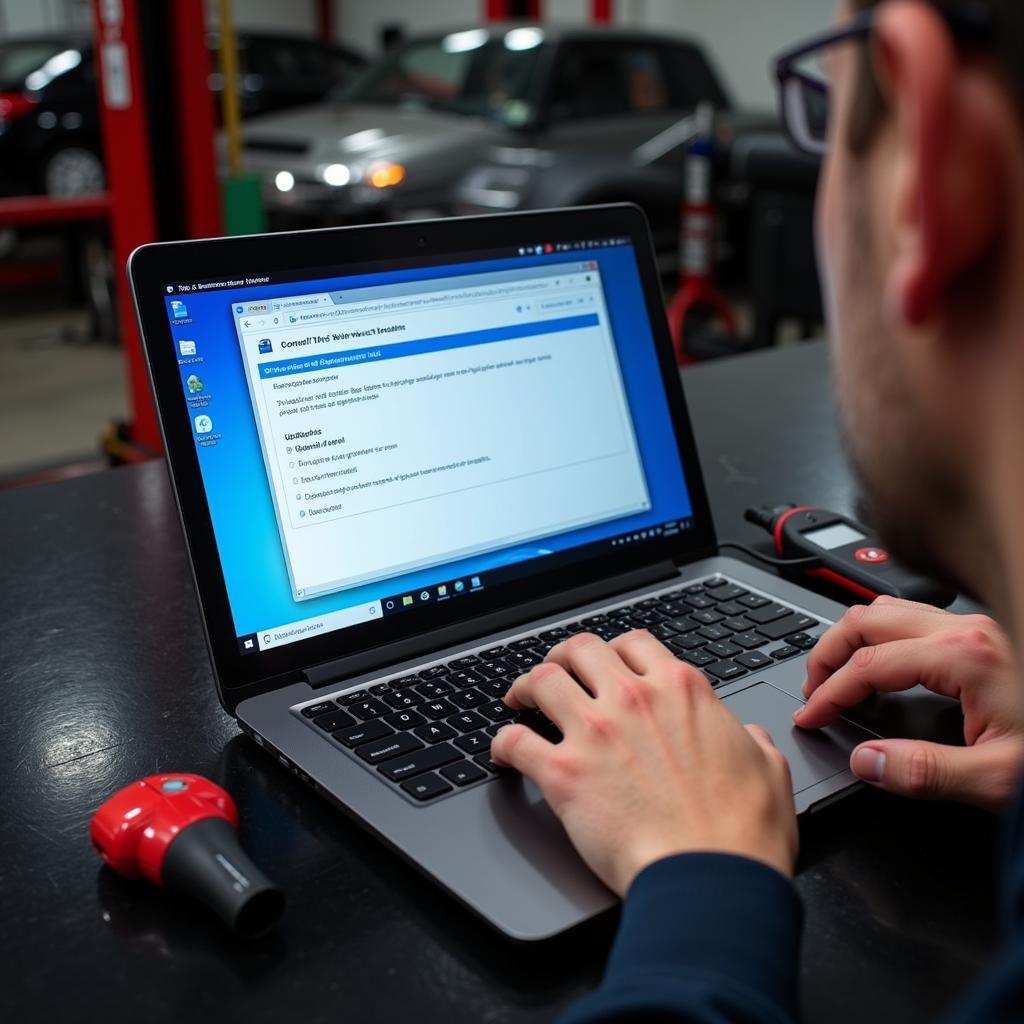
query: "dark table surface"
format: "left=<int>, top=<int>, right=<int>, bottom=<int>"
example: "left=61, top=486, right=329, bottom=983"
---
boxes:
left=0, top=341, right=1002, bottom=1024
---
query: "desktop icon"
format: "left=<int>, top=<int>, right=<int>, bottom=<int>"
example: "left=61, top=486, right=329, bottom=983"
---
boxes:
left=289, top=314, right=298, bottom=323
left=170, top=299, right=189, bottom=319
left=166, top=286, right=174, bottom=294
left=534, top=245, right=542, bottom=255
left=437, top=584, right=448, bottom=597
left=243, top=638, right=254, bottom=650
left=402, top=595, right=414, bottom=606
left=454, top=580, right=465, bottom=593
left=258, top=338, right=273, bottom=354
left=471, top=576, right=481, bottom=588
left=420, top=590, right=431, bottom=601
left=178, top=339, right=196, bottom=356
left=236, top=305, right=244, bottom=314
left=385, top=600, right=395, bottom=610
left=185, top=374, right=204, bottom=394
left=194, top=414, right=213, bottom=434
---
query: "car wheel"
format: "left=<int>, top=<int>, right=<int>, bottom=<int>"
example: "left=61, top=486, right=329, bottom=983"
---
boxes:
left=43, top=147, right=106, bottom=196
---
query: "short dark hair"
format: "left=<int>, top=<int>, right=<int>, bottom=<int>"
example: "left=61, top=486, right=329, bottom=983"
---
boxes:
left=849, top=0, right=1024, bottom=152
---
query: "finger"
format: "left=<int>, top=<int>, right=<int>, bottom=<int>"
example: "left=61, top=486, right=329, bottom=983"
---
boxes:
left=849, top=737, right=1024, bottom=811
left=795, top=635, right=967, bottom=730
left=803, top=600, right=952, bottom=697
left=609, top=629, right=678, bottom=675
left=503, top=661, right=592, bottom=732
left=545, top=632, right=632, bottom=698
left=490, top=722, right=558, bottom=776
left=745, top=723, right=777, bottom=751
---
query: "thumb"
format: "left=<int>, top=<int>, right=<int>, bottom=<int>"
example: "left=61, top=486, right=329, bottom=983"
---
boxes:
left=850, top=738, right=1022, bottom=810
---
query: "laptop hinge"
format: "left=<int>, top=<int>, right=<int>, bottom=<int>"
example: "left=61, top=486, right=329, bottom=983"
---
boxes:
left=303, top=560, right=679, bottom=690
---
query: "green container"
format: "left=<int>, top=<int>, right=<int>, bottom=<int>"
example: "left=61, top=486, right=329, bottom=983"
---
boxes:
left=222, top=173, right=266, bottom=236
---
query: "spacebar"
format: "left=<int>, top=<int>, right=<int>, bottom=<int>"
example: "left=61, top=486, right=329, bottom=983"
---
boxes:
left=379, top=743, right=462, bottom=781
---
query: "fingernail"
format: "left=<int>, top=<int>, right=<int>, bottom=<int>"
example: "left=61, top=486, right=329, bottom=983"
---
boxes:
left=801, top=679, right=811, bottom=697
left=852, top=746, right=886, bottom=783
left=792, top=707, right=804, bottom=722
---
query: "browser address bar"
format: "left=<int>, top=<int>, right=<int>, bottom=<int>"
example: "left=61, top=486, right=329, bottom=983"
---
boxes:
left=289, top=276, right=584, bottom=325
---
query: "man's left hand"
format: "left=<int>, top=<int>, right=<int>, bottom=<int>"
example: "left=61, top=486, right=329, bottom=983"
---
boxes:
left=490, top=630, right=798, bottom=897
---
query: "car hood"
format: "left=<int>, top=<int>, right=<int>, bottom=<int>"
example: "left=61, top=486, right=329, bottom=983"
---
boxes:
left=241, top=102, right=494, bottom=162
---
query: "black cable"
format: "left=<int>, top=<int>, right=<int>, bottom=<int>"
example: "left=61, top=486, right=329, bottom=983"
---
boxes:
left=718, top=540, right=823, bottom=570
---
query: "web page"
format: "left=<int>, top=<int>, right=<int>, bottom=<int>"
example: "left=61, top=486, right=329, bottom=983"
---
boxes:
left=233, top=260, right=652, bottom=602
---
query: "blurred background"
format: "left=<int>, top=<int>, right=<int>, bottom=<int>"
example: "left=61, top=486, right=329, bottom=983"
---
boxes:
left=0, top=0, right=825, bottom=487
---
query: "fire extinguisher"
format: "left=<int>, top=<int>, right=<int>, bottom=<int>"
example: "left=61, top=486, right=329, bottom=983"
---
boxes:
left=666, top=101, right=739, bottom=365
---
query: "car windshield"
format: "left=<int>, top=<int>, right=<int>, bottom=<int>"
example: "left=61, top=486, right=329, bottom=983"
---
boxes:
left=335, top=30, right=543, bottom=124
left=0, top=40, right=82, bottom=91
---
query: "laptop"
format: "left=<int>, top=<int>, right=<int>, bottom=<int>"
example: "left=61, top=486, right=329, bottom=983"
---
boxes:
left=129, top=204, right=874, bottom=942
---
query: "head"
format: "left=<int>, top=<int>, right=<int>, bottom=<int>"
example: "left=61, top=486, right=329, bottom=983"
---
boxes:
left=816, top=0, right=1024, bottom=605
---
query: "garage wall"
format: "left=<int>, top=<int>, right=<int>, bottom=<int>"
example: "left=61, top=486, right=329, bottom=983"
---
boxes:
left=335, top=0, right=476, bottom=56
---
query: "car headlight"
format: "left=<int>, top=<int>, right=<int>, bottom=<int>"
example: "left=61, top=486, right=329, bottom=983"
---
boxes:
left=274, top=170, right=295, bottom=192
left=319, top=163, right=351, bottom=187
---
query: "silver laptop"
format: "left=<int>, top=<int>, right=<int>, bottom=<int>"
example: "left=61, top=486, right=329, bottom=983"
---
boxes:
left=129, top=204, right=873, bottom=942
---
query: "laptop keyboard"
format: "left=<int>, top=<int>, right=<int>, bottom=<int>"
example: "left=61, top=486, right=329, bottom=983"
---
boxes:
left=293, top=576, right=823, bottom=804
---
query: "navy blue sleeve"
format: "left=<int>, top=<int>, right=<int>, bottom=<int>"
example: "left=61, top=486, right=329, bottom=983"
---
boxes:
left=560, top=853, right=802, bottom=1024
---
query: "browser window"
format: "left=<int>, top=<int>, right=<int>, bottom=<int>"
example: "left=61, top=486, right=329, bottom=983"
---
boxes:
left=234, top=260, right=651, bottom=604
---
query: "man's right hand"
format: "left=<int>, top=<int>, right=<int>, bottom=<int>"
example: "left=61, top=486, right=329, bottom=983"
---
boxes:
left=794, top=596, right=1024, bottom=811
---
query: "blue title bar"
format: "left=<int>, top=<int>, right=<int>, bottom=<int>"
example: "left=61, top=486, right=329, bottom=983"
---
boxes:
left=257, top=313, right=600, bottom=380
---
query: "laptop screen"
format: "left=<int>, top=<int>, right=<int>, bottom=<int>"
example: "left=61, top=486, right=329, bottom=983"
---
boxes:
left=161, top=235, right=695, bottom=656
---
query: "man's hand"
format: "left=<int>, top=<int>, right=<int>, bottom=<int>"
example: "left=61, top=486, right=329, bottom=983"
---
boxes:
left=490, top=630, right=798, bottom=897
left=794, top=596, right=1024, bottom=811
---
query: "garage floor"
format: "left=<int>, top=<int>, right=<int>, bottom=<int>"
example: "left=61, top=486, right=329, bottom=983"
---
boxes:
left=0, top=304, right=126, bottom=480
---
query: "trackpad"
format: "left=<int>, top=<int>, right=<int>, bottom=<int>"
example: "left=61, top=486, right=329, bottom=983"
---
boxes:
left=722, top=682, right=873, bottom=794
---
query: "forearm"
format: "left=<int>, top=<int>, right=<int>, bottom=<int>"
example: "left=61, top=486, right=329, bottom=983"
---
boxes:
left=561, top=853, right=803, bottom=1024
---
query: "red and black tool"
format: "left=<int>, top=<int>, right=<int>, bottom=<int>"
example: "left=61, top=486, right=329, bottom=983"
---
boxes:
left=91, top=773, right=284, bottom=939
left=744, top=504, right=957, bottom=607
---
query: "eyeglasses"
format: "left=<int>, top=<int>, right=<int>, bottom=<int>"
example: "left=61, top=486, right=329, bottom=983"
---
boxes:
left=773, top=4, right=994, bottom=157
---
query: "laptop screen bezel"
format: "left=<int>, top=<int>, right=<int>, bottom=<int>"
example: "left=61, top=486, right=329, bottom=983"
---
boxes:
left=130, top=205, right=718, bottom=695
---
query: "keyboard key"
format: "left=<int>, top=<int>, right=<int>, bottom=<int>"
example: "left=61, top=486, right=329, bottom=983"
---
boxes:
left=756, top=614, right=819, bottom=642
left=388, top=674, right=420, bottom=690
left=666, top=615, right=699, bottom=633
left=401, top=772, right=453, bottom=801
left=477, top=661, right=515, bottom=679
left=708, top=584, right=748, bottom=602
left=539, top=627, right=571, bottom=642
left=474, top=752, right=505, bottom=773
left=379, top=743, right=462, bottom=781
left=440, top=761, right=488, bottom=787
left=736, top=651, right=773, bottom=670
left=478, top=678, right=511, bottom=698
left=419, top=665, right=450, bottom=681
left=697, top=625, right=732, bottom=642
left=414, top=680, right=454, bottom=698
left=563, top=621, right=589, bottom=634
left=448, top=669, right=485, bottom=689
left=649, top=623, right=679, bottom=642
left=770, top=645, right=800, bottom=660
left=485, top=722, right=515, bottom=737
left=350, top=698, right=389, bottom=720
left=790, top=632, right=819, bottom=651
left=581, top=615, right=608, bottom=627
left=385, top=709, right=426, bottom=730
left=479, top=646, right=509, bottom=661
left=723, top=616, right=755, bottom=632
left=630, top=610, right=665, bottom=626
left=449, top=655, right=481, bottom=670
left=701, top=578, right=724, bottom=590
left=731, top=632, right=769, bottom=650
left=685, top=584, right=707, bottom=594
left=715, top=601, right=749, bottom=618
left=508, top=650, right=542, bottom=669
left=355, top=732, right=424, bottom=765
left=706, top=641, right=742, bottom=659
left=369, top=682, right=391, bottom=695
left=608, top=607, right=635, bottom=620
left=509, top=637, right=541, bottom=651
left=454, top=730, right=491, bottom=754
left=448, top=711, right=488, bottom=733
left=301, top=700, right=337, bottom=719
left=684, top=594, right=716, bottom=610
left=706, top=659, right=748, bottom=681
left=738, top=594, right=771, bottom=609
left=414, top=721, right=457, bottom=744
left=338, top=690, right=370, bottom=706
left=383, top=690, right=425, bottom=709
left=481, top=701, right=517, bottom=722
left=310, top=708, right=357, bottom=733
left=746, top=603, right=792, bottom=625
left=659, top=600, right=691, bottom=617
left=421, top=698, right=458, bottom=720
left=667, top=632, right=706, bottom=653
left=683, top=649, right=716, bottom=667
left=334, top=720, right=393, bottom=748
left=452, top=688, right=487, bottom=709
left=690, top=609, right=725, bottom=626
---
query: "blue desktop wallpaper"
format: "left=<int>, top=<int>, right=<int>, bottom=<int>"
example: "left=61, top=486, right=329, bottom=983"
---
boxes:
left=163, top=244, right=694, bottom=638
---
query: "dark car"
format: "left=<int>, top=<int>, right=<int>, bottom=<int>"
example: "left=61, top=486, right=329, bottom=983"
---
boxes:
left=0, top=31, right=366, bottom=197
left=241, top=25, right=771, bottom=261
